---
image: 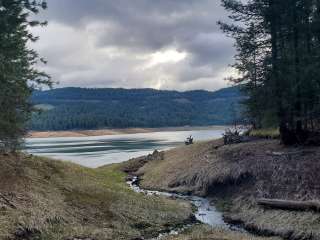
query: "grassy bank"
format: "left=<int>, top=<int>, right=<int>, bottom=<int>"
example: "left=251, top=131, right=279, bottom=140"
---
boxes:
left=164, top=225, right=280, bottom=240
left=0, top=154, right=193, bottom=240
left=123, top=139, right=320, bottom=239
left=248, top=128, right=280, bottom=139
left=2, top=138, right=319, bottom=240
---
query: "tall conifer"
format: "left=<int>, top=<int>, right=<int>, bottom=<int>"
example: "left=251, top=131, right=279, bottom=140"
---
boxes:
left=0, top=0, right=50, bottom=152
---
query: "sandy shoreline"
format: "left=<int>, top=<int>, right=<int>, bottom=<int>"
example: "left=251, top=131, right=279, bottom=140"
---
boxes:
left=28, top=126, right=227, bottom=138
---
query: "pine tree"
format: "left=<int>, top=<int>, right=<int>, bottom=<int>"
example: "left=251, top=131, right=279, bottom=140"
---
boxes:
left=219, top=0, right=272, bottom=128
left=0, top=0, right=51, bottom=152
left=220, top=0, right=320, bottom=145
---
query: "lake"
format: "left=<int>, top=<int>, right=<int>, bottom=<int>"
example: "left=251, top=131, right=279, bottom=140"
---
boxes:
left=25, top=127, right=226, bottom=168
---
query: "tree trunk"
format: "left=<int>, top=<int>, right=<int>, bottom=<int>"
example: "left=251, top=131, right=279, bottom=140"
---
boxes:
left=257, top=198, right=320, bottom=212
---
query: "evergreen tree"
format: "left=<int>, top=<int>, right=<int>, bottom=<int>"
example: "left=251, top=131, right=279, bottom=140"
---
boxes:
left=0, top=0, right=50, bottom=152
left=219, top=0, right=272, bottom=128
left=220, top=0, right=320, bottom=145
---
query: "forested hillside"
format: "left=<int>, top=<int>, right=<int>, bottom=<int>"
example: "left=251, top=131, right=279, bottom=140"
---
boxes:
left=30, top=87, right=243, bottom=130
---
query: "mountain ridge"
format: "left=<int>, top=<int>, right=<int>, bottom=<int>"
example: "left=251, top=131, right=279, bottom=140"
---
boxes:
left=30, top=86, right=244, bottom=131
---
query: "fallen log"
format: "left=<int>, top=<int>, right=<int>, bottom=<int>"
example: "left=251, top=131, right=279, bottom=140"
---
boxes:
left=265, top=150, right=315, bottom=157
left=257, top=198, right=320, bottom=212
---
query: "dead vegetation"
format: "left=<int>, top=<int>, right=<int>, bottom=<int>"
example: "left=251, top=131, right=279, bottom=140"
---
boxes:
left=0, top=154, right=193, bottom=240
left=224, top=197, right=320, bottom=240
left=123, top=139, right=320, bottom=239
left=164, top=225, right=281, bottom=240
left=130, top=139, right=320, bottom=200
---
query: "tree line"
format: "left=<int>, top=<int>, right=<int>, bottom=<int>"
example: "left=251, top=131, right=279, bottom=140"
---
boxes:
left=220, top=0, right=320, bottom=144
left=30, top=87, right=242, bottom=130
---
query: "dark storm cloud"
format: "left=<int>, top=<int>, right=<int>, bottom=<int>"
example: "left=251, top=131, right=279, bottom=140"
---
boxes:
left=33, top=0, right=236, bottom=90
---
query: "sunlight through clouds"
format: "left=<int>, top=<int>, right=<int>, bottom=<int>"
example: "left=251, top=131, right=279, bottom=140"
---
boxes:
left=138, top=49, right=188, bottom=71
left=32, top=0, right=235, bottom=91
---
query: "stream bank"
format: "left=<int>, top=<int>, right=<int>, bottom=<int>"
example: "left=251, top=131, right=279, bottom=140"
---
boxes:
left=126, top=176, right=247, bottom=240
left=122, top=139, right=320, bottom=240
left=127, top=176, right=228, bottom=226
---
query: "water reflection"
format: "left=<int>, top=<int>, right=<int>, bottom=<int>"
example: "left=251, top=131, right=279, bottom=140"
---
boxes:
left=25, top=128, right=225, bottom=168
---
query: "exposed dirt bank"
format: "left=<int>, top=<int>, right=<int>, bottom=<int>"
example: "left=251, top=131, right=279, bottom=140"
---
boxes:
left=0, top=154, right=193, bottom=240
left=122, top=139, right=320, bottom=240
left=28, top=126, right=226, bottom=138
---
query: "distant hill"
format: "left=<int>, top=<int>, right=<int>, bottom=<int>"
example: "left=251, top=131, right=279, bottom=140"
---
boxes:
left=30, top=86, right=244, bottom=131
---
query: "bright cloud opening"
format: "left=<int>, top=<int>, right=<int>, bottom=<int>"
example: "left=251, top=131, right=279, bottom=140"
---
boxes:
left=143, top=49, right=188, bottom=69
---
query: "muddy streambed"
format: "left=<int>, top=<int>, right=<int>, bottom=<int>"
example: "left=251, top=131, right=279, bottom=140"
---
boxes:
left=127, top=176, right=241, bottom=239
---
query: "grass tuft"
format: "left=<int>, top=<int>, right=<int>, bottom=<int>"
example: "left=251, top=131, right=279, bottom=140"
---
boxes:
left=164, top=225, right=281, bottom=240
left=249, top=128, right=280, bottom=139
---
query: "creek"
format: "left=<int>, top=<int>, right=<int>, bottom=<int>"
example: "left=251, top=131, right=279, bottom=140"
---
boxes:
left=127, top=176, right=241, bottom=240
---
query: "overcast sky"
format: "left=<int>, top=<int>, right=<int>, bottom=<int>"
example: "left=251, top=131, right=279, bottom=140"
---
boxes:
left=32, top=0, right=236, bottom=91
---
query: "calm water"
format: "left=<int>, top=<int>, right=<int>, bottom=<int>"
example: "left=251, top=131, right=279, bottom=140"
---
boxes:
left=25, top=127, right=225, bottom=168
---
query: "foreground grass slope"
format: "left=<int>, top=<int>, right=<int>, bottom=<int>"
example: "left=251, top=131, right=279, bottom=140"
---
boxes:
left=125, top=139, right=320, bottom=239
left=0, top=154, right=192, bottom=240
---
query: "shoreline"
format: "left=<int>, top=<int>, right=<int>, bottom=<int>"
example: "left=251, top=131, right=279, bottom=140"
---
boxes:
left=28, top=125, right=227, bottom=138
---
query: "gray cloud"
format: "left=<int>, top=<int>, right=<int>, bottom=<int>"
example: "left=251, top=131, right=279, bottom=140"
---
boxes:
left=32, top=0, right=236, bottom=91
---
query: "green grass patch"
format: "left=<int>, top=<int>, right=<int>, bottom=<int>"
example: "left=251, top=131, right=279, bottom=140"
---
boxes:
left=249, top=128, right=280, bottom=139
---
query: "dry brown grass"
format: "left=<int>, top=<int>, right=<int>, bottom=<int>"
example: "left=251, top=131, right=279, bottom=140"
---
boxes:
left=124, top=139, right=320, bottom=239
left=134, top=139, right=227, bottom=195
left=0, top=154, right=193, bottom=240
left=134, top=139, right=320, bottom=200
left=224, top=197, right=320, bottom=240
left=164, top=225, right=281, bottom=240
